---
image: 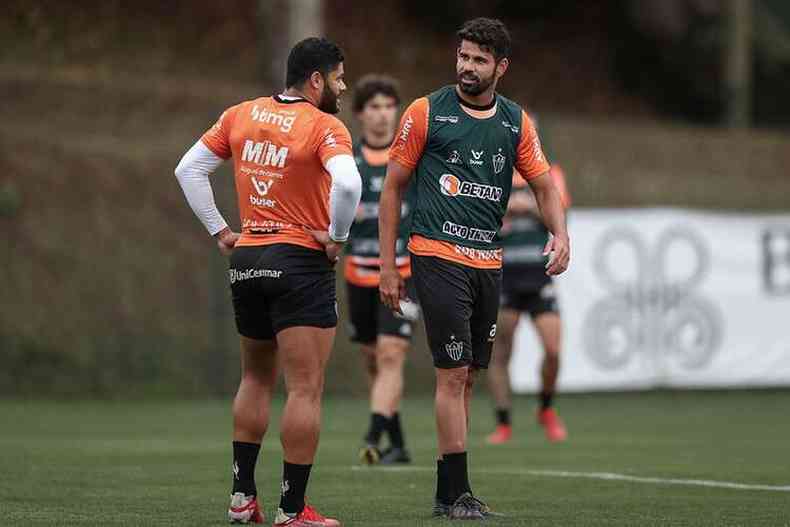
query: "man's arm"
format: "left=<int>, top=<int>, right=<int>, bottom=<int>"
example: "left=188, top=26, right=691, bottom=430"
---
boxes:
left=307, top=154, right=362, bottom=262
left=174, top=140, right=239, bottom=255
left=378, top=160, right=413, bottom=311
left=527, top=172, right=570, bottom=276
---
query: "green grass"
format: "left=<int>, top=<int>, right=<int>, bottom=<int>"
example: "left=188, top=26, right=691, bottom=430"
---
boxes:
left=1, top=391, right=789, bottom=526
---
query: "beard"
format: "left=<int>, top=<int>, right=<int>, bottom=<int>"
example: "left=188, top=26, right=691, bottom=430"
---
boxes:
left=457, top=70, right=495, bottom=96
left=318, top=83, right=340, bottom=114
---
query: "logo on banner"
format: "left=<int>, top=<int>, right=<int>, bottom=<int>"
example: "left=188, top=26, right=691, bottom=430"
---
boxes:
left=763, top=229, right=790, bottom=295
left=583, top=226, right=723, bottom=371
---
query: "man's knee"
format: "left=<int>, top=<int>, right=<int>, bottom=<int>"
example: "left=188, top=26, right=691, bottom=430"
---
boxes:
left=437, top=366, right=470, bottom=396
left=376, top=338, right=407, bottom=371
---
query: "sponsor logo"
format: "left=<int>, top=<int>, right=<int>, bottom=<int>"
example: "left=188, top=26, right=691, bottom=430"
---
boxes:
left=502, top=120, right=519, bottom=134
left=229, top=268, right=283, bottom=283
left=445, top=335, right=464, bottom=361
left=488, top=324, right=497, bottom=342
left=323, top=129, right=337, bottom=148
left=250, top=105, right=296, bottom=133
left=453, top=244, right=503, bottom=261
left=435, top=115, right=459, bottom=123
left=439, top=174, right=502, bottom=202
left=241, top=140, right=289, bottom=168
left=442, top=221, right=497, bottom=243
left=249, top=195, right=277, bottom=208
left=281, top=480, right=290, bottom=496
left=249, top=176, right=276, bottom=208
left=251, top=177, right=273, bottom=196
left=446, top=150, right=462, bottom=165
left=232, top=461, right=240, bottom=480
left=370, top=175, right=384, bottom=192
left=470, top=149, right=484, bottom=166
left=242, top=219, right=288, bottom=233
left=240, top=166, right=284, bottom=179
left=492, top=148, right=506, bottom=174
left=398, top=115, right=413, bottom=143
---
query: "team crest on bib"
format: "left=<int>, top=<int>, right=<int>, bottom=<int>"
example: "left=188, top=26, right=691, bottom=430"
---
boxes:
left=492, top=149, right=506, bottom=174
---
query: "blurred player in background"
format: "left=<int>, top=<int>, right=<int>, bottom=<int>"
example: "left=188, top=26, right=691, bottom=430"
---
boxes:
left=486, top=142, right=571, bottom=445
left=175, top=38, right=361, bottom=526
left=378, top=18, right=570, bottom=520
left=345, top=75, right=416, bottom=465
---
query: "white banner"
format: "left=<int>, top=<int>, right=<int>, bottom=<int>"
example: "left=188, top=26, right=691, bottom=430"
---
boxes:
left=510, top=208, right=790, bottom=392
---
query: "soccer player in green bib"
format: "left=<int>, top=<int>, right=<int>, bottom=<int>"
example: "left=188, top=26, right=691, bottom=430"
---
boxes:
left=344, top=75, right=416, bottom=465
left=379, top=18, right=570, bottom=519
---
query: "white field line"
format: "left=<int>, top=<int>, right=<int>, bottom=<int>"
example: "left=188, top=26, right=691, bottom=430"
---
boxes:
left=348, top=465, right=790, bottom=492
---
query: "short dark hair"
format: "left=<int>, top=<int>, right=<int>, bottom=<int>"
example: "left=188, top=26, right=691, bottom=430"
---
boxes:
left=286, top=37, right=344, bottom=88
left=457, top=18, right=511, bottom=61
left=352, top=74, right=401, bottom=113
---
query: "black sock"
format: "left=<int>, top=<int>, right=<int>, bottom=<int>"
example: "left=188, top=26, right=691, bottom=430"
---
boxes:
left=387, top=412, right=405, bottom=449
left=495, top=407, right=511, bottom=426
left=364, top=413, right=388, bottom=446
left=435, top=458, right=450, bottom=504
left=443, top=452, right=471, bottom=502
left=232, top=441, right=260, bottom=496
left=278, top=462, right=312, bottom=515
left=540, top=391, right=554, bottom=410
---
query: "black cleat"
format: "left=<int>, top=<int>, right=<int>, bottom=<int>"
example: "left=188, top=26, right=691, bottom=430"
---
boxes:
left=379, top=447, right=411, bottom=465
left=448, top=493, right=486, bottom=520
left=432, top=500, right=450, bottom=518
left=358, top=443, right=381, bottom=465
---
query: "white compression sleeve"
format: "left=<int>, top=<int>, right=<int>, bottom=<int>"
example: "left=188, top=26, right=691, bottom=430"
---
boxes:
left=325, top=154, right=362, bottom=242
left=174, top=140, right=228, bottom=236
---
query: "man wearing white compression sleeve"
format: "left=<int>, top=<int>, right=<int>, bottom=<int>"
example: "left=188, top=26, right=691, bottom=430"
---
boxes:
left=174, top=37, right=358, bottom=527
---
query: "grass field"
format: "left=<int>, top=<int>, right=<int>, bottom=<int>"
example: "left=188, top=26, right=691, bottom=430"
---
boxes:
left=2, top=391, right=789, bottom=526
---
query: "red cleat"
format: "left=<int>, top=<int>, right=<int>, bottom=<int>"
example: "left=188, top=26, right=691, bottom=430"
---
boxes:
left=485, top=424, right=513, bottom=445
left=538, top=408, right=567, bottom=442
left=272, top=502, right=341, bottom=527
left=228, top=492, right=264, bottom=524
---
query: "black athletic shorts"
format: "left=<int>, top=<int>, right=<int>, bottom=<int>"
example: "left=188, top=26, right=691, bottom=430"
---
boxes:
left=347, top=280, right=415, bottom=344
left=229, top=244, right=337, bottom=340
left=411, top=253, right=501, bottom=370
left=501, top=265, right=559, bottom=317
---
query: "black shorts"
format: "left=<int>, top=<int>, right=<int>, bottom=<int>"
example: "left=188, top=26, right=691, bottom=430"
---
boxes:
left=501, top=266, right=559, bottom=318
left=411, top=254, right=501, bottom=370
left=229, top=244, right=337, bottom=340
left=347, top=280, right=415, bottom=344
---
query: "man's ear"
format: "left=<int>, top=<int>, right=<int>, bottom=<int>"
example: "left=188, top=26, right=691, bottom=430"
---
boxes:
left=309, top=71, right=324, bottom=91
left=496, top=58, right=510, bottom=79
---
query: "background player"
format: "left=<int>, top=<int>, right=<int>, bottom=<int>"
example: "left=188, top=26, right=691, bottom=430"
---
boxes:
left=345, top=74, right=416, bottom=465
left=378, top=18, right=570, bottom=520
left=487, top=153, right=571, bottom=445
left=175, top=38, right=361, bottom=526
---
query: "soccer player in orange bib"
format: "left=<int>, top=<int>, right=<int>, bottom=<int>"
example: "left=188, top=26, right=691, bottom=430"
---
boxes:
left=378, top=19, right=570, bottom=519
left=175, top=38, right=361, bottom=526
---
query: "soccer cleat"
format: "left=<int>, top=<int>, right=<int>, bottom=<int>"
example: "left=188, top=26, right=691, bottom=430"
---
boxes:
left=379, top=447, right=411, bottom=465
left=469, top=495, right=505, bottom=518
left=432, top=500, right=450, bottom=518
left=358, top=443, right=381, bottom=465
left=447, top=492, right=486, bottom=520
left=272, top=503, right=341, bottom=527
left=485, top=424, right=513, bottom=445
left=228, top=492, right=264, bottom=524
left=538, top=407, right=568, bottom=442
